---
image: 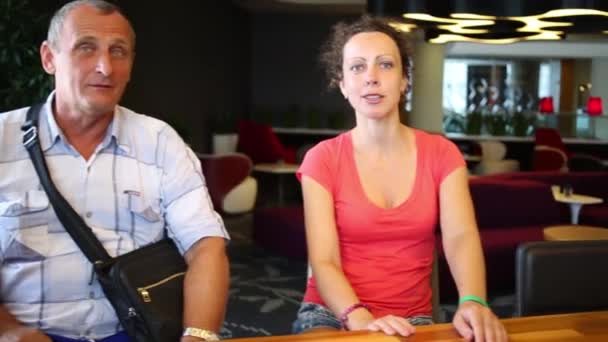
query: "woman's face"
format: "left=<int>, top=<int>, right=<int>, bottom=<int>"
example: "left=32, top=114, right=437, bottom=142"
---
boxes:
left=339, top=31, right=407, bottom=120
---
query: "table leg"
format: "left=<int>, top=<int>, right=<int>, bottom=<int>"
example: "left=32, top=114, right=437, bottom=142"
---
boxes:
left=277, top=174, right=285, bottom=205
left=569, top=203, right=583, bottom=225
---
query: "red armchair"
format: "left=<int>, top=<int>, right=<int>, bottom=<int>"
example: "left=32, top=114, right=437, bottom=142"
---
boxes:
left=197, top=152, right=257, bottom=215
left=532, top=128, right=605, bottom=172
left=236, top=120, right=296, bottom=164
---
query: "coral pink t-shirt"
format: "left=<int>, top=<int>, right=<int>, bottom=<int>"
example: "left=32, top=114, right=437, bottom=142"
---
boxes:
left=296, top=129, right=465, bottom=318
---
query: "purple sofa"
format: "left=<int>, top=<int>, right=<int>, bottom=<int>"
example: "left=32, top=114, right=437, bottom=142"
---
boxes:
left=253, top=171, right=608, bottom=300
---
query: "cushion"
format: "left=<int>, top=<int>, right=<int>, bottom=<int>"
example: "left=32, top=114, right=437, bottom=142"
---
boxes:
left=470, top=179, right=562, bottom=229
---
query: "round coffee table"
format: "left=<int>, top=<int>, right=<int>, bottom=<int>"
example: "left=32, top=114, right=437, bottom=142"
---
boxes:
left=543, top=225, right=608, bottom=241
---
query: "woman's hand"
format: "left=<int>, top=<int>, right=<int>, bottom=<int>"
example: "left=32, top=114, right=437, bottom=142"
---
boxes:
left=367, top=315, right=416, bottom=336
left=452, top=301, right=508, bottom=342
left=347, top=310, right=415, bottom=337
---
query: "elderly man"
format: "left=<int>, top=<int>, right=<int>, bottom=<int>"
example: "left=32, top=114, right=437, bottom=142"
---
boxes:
left=0, top=1, right=229, bottom=341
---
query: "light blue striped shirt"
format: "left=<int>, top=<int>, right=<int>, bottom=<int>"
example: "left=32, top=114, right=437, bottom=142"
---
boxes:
left=0, top=93, right=229, bottom=339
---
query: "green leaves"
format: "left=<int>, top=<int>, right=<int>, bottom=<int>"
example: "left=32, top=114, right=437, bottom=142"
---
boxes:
left=0, top=0, right=53, bottom=111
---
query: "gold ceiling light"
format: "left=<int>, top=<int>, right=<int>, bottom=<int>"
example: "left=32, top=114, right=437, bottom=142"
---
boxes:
left=388, top=22, right=417, bottom=33
left=403, top=13, right=494, bottom=34
left=429, top=32, right=563, bottom=44
left=369, top=0, right=608, bottom=44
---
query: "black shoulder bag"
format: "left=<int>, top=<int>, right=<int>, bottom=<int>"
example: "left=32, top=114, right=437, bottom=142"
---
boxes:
left=21, top=104, right=186, bottom=342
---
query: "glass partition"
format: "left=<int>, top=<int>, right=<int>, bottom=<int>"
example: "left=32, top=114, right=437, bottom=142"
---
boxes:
left=441, top=57, right=605, bottom=140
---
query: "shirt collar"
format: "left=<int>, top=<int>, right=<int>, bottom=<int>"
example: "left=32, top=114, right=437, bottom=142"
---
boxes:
left=39, top=91, right=131, bottom=155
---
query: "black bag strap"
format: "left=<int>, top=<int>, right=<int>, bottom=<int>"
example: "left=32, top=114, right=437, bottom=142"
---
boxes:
left=21, top=104, right=112, bottom=265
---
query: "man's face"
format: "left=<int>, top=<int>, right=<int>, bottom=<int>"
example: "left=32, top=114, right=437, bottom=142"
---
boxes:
left=41, top=5, right=134, bottom=117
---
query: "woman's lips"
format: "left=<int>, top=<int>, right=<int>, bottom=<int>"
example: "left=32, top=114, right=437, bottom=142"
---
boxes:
left=362, top=94, right=384, bottom=104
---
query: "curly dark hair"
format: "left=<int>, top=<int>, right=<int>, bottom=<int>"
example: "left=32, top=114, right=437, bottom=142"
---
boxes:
left=319, top=15, right=413, bottom=90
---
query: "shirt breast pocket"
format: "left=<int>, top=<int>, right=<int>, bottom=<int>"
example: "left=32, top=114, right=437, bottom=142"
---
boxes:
left=0, top=190, right=50, bottom=262
left=123, top=191, right=164, bottom=245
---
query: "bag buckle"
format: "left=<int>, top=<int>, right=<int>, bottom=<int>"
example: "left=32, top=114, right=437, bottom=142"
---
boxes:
left=21, top=123, right=38, bottom=148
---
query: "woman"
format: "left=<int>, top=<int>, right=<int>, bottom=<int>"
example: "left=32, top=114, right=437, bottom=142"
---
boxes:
left=292, top=16, right=507, bottom=342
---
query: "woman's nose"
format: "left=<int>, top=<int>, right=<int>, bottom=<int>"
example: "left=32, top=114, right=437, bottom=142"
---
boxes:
left=365, top=67, right=379, bottom=86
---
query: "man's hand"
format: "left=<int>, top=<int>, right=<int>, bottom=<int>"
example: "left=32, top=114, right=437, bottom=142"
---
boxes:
left=0, top=326, right=52, bottom=342
left=452, top=301, right=508, bottom=342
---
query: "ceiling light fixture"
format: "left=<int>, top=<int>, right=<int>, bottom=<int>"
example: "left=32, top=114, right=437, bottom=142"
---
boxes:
left=369, top=0, right=608, bottom=44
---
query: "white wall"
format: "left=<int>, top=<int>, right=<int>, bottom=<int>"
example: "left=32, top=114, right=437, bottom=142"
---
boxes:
left=591, top=58, right=608, bottom=115
left=445, top=41, right=608, bottom=58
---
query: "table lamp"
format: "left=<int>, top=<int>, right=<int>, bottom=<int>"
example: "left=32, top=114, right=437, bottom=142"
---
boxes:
left=539, top=96, right=554, bottom=114
left=586, top=96, right=603, bottom=116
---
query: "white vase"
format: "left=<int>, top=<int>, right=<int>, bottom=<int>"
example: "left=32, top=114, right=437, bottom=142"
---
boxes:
left=212, top=133, right=238, bottom=154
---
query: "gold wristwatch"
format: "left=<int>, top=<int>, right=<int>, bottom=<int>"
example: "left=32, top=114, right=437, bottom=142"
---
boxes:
left=182, top=327, right=220, bottom=341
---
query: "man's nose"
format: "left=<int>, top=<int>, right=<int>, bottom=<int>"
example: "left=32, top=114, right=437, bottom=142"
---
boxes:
left=95, top=52, right=113, bottom=76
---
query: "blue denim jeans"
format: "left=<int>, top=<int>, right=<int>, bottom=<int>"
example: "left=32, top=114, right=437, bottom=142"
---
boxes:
left=47, top=331, right=131, bottom=342
left=292, top=302, right=434, bottom=334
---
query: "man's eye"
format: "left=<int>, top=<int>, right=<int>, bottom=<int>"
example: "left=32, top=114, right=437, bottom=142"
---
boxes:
left=111, top=47, right=128, bottom=57
left=78, top=44, right=95, bottom=52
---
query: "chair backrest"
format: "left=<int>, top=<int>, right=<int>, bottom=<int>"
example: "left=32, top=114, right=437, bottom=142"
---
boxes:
left=479, top=141, right=507, bottom=161
left=236, top=120, right=297, bottom=164
left=534, top=128, right=568, bottom=156
left=532, top=145, right=568, bottom=172
left=568, top=154, right=607, bottom=172
left=515, top=240, right=608, bottom=317
left=196, top=152, right=252, bottom=212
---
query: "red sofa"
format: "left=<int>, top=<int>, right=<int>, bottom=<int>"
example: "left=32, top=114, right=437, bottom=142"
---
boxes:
left=253, top=171, right=608, bottom=301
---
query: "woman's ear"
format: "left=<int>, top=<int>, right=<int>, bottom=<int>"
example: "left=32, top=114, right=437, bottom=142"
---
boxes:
left=339, top=79, right=348, bottom=99
left=400, top=76, right=408, bottom=94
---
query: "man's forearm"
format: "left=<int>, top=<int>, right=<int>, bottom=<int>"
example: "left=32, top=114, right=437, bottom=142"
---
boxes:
left=182, top=237, right=230, bottom=333
left=0, top=305, right=51, bottom=341
left=0, top=304, right=21, bottom=334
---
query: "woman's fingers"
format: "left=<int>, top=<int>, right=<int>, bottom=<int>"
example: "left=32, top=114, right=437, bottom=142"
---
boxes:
left=367, top=315, right=416, bottom=336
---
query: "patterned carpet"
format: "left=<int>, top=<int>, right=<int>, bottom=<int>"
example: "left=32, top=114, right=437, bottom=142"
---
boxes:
left=219, top=214, right=516, bottom=339
left=220, top=215, right=307, bottom=339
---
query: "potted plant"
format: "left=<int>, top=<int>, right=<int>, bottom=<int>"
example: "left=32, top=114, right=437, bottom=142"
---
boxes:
left=0, top=0, right=53, bottom=112
left=212, top=112, right=238, bottom=154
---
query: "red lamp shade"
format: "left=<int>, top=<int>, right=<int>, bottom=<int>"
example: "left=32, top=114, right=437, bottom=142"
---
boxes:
left=539, top=96, right=554, bottom=114
left=586, top=96, right=603, bottom=116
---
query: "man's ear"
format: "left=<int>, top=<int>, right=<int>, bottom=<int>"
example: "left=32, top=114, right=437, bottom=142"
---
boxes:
left=40, top=41, right=56, bottom=75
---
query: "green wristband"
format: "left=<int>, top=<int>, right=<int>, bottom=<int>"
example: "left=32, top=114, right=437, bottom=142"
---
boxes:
left=459, top=295, right=489, bottom=308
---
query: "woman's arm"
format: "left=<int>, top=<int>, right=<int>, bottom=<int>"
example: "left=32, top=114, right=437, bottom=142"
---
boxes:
left=301, top=175, right=375, bottom=330
left=439, top=167, right=507, bottom=342
left=439, top=167, right=485, bottom=299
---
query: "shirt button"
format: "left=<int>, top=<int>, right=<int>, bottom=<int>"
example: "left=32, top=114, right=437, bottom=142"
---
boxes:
left=89, top=291, right=95, bottom=298
left=85, top=211, right=93, bottom=218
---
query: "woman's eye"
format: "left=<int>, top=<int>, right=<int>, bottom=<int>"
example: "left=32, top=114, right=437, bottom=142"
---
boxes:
left=350, top=64, right=365, bottom=72
left=380, top=61, right=394, bottom=69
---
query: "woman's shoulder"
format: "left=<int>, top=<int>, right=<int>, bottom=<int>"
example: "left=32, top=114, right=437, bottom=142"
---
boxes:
left=307, top=131, right=352, bottom=156
left=413, top=128, right=453, bottom=148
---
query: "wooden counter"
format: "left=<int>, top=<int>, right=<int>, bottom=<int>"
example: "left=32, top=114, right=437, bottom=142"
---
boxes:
left=227, top=311, right=608, bottom=342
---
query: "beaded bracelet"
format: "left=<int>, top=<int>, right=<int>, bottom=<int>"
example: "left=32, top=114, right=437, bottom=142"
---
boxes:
left=459, top=295, right=489, bottom=308
left=339, top=303, right=370, bottom=330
